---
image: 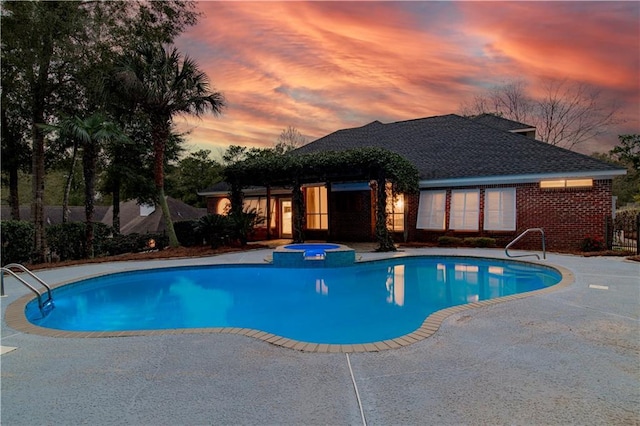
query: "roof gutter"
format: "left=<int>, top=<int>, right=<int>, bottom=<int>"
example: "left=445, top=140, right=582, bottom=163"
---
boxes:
left=419, top=169, right=627, bottom=188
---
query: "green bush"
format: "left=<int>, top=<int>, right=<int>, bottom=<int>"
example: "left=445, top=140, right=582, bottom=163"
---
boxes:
left=437, top=236, right=463, bottom=247
left=91, top=222, right=113, bottom=257
left=46, top=222, right=86, bottom=261
left=103, top=232, right=168, bottom=256
left=615, top=207, right=639, bottom=238
left=174, top=220, right=203, bottom=247
left=195, top=214, right=231, bottom=248
left=46, top=222, right=113, bottom=261
left=228, top=207, right=265, bottom=246
left=464, top=237, right=496, bottom=248
left=580, top=236, right=605, bottom=252
left=1, top=220, right=34, bottom=266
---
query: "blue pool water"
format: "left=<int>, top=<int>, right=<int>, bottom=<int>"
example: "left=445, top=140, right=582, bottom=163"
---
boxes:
left=26, top=257, right=561, bottom=344
left=284, top=243, right=341, bottom=257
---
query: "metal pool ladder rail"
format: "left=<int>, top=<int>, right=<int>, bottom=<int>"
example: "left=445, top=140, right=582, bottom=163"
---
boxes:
left=1, top=263, right=54, bottom=314
left=505, top=228, right=546, bottom=260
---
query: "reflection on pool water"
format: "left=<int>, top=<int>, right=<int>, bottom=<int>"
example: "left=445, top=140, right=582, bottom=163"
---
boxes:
left=26, top=256, right=561, bottom=344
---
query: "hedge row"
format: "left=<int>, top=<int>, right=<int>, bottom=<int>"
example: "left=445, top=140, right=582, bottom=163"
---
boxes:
left=1, top=220, right=168, bottom=266
left=437, top=236, right=497, bottom=248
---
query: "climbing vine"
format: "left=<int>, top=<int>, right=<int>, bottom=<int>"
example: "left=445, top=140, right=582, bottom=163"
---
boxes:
left=223, top=147, right=419, bottom=251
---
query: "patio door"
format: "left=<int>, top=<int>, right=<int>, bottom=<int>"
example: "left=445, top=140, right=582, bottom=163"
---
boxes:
left=281, top=199, right=292, bottom=238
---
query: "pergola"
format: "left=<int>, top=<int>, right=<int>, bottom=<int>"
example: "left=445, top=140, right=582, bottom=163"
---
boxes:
left=224, top=147, right=419, bottom=251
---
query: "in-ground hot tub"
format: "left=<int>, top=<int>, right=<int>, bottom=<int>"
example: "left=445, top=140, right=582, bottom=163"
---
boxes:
left=273, top=243, right=356, bottom=267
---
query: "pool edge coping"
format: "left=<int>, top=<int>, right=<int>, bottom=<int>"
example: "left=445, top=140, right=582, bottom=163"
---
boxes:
left=4, top=259, right=575, bottom=353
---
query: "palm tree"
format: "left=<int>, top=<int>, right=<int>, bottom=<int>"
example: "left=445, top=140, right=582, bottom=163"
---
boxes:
left=56, top=113, right=128, bottom=257
left=116, top=43, right=225, bottom=247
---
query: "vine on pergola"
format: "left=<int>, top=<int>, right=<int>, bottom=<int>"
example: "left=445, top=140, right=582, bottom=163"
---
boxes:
left=223, top=147, right=419, bottom=251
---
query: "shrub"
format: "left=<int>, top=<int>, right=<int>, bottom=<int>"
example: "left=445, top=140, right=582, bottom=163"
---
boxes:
left=614, top=207, right=640, bottom=239
left=464, top=237, right=496, bottom=248
left=1, top=220, right=34, bottom=266
left=228, top=207, right=265, bottom=246
left=580, top=236, right=605, bottom=252
left=195, top=214, right=231, bottom=248
left=46, top=222, right=113, bottom=261
left=103, top=232, right=168, bottom=256
left=91, top=222, right=113, bottom=257
left=437, top=236, right=463, bottom=247
left=174, top=220, right=202, bottom=247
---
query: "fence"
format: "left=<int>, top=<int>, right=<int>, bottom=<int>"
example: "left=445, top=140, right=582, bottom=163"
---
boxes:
left=606, top=213, right=639, bottom=254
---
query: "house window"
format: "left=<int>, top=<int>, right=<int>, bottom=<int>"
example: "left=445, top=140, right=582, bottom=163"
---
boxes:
left=216, top=198, right=231, bottom=215
left=416, top=191, right=446, bottom=230
left=450, top=189, right=479, bottom=230
left=305, top=185, right=328, bottom=230
left=243, top=197, right=275, bottom=228
left=386, top=184, right=404, bottom=232
left=540, top=178, right=593, bottom=189
left=484, top=188, right=516, bottom=231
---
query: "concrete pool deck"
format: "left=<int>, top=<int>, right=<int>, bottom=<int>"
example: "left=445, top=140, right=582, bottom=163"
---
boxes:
left=1, top=247, right=639, bottom=424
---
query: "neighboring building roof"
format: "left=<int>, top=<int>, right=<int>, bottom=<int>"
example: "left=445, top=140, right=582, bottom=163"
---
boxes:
left=101, top=197, right=207, bottom=234
left=0, top=205, right=109, bottom=225
left=292, top=114, right=625, bottom=185
left=1, top=197, right=206, bottom=235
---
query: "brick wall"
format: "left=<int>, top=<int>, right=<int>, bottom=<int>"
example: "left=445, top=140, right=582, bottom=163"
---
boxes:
left=407, top=180, right=613, bottom=251
left=516, top=180, right=612, bottom=251
left=205, top=179, right=614, bottom=251
left=329, top=190, right=375, bottom=241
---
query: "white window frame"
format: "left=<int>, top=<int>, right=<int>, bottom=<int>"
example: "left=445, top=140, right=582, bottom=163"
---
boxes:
left=449, top=189, right=479, bottom=231
left=484, top=188, right=516, bottom=231
left=416, top=190, right=446, bottom=230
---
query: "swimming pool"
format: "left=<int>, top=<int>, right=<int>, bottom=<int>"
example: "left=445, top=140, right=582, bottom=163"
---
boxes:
left=25, top=256, right=562, bottom=345
left=284, top=243, right=341, bottom=257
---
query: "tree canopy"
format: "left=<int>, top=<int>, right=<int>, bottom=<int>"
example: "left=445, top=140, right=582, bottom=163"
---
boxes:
left=460, top=78, right=619, bottom=150
left=593, top=134, right=640, bottom=205
left=224, top=147, right=419, bottom=193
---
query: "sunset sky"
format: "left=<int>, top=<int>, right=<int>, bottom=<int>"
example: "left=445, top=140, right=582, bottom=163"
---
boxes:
left=174, top=1, right=640, bottom=157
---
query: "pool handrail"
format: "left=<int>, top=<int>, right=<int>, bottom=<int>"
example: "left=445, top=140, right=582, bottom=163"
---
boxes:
left=505, top=228, right=546, bottom=260
left=1, top=263, right=54, bottom=312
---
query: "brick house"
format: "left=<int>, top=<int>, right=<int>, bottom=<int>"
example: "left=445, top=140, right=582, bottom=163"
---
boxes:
left=199, top=114, right=625, bottom=251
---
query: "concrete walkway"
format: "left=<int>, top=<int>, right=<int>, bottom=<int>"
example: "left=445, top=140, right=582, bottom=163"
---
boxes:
left=1, top=248, right=638, bottom=425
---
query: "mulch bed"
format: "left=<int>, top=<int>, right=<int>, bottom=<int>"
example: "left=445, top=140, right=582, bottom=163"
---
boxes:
left=27, top=244, right=269, bottom=271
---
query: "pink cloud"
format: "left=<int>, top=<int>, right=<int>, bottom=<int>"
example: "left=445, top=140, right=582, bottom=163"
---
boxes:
left=175, top=1, right=639, bottom=155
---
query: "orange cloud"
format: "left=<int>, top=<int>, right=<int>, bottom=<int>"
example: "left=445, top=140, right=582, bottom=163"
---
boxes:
left=175, top=1, right=639, bottom=155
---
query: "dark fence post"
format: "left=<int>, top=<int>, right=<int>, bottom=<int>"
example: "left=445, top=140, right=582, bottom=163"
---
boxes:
left=605, top=215, right=612, bottom=250
left=636, top=213, right=640, bottom=255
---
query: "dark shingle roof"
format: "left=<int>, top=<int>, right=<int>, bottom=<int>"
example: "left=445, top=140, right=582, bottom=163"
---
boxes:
left=471, top=113, right=535, bottom=132
left=101, top=197, right=206, bottom=234
left=293, top=114, right=624, bottom=181
left=0, top=205, right=109, bottom=224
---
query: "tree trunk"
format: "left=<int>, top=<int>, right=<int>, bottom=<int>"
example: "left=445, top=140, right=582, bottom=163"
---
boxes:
left=112, top=180, right=120, bottom=234
left=229, top=181, right=244, bottom=216
left=9, top=165, right=20, bottom=220
left=30, top=15, right=54, bottom=264
left=62, top=141, right=78, bottom=223
left=151, top=117, right=179, bottom=247
left=2, top=102, right=22, bottom=221
left=83, top=142, right=97, bottom=258
left=31, top=121, right=47, bottom=263
left=374, top=177, right=396, bottom=252
left=292, top=177, right=305, bottom=243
